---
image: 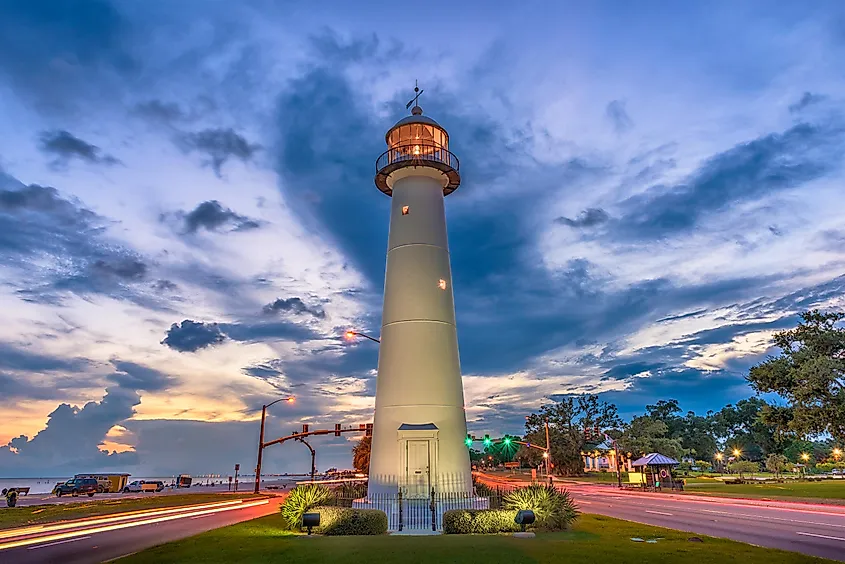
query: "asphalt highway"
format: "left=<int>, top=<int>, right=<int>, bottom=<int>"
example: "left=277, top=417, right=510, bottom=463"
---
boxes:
left=478, top=473, right=845, bottom=561
left=0, top=497, right=280, bottom=564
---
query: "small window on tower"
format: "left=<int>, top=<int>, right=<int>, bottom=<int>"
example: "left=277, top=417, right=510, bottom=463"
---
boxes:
left=438, top=279, right=447, bottom=290
left=402, top=206, right=410, bottom=215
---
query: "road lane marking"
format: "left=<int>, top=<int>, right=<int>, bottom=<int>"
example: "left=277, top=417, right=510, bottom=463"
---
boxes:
left=0, top=499, right=248, bottom=541
left=700, top=509, right=845, bottom=528
left=0, top=499, right=270, bottom=551
left=27, top=536, right=91, bottom=550
left=796, top=532, right=845, bottom=542
left=644, top=510, right=673, bottom=516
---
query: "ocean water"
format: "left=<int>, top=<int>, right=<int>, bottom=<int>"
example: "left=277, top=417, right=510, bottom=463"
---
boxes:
left=0, top=476, right=228, bottom=495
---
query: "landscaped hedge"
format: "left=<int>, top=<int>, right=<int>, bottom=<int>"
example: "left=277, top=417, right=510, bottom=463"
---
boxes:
left=311, top=506, right=388, bottom=535
left=442, top=509, right=522, bottom=534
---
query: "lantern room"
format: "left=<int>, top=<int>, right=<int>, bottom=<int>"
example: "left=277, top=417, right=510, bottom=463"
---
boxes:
left=375, top=106, right=461, bottom=197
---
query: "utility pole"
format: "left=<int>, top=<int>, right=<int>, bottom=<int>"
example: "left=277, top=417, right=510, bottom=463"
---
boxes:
left=544, top=419, right=551, bottom=477
left=254, top=405, right=268, bottom=494
left=613, top=438, right=623, bottom=489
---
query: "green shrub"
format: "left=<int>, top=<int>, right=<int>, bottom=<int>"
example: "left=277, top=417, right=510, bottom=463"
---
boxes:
left=280, top=483, right=332, bottom=530
left=442, top=509, right=521, bottom=534
left=311, top=506, right=388, bottom=535
left=503, top=485, right=580, bottom=531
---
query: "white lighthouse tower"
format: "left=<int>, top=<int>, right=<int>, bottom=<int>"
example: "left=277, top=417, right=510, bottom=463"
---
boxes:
left=367, top=91, right=472, bottom=497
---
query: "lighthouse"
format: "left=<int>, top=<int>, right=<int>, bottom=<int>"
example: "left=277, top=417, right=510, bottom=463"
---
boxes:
left=367, top=92, right=472, bottom=497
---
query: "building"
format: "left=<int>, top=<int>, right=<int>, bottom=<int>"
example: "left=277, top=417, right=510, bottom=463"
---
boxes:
left=367, top=95, right=472, bottom=497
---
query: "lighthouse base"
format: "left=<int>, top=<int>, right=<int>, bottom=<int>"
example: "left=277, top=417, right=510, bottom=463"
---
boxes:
left=353, top=493, right=489, bottom=532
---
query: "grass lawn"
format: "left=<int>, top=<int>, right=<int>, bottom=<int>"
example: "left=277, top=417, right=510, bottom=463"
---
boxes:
left=682, top=477, right=845, bottom=503
left=117, top=512, right=831, bottom=564
left=0, top=493, right=261, bottom=530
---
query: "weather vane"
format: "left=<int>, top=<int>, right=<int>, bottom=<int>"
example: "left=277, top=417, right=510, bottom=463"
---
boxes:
left=405, top=80, right=424, bottom=110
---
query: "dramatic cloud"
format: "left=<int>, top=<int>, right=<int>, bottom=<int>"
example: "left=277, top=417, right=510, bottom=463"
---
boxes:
left=0, top=387, right=141, bottom=474
left=177, top=128, right=261, bottom=176
left=788, top=92, right=826, bottom=113
left=555, top=208, right=610, bottom=228
left=106, top=360, right=176, bottom=392
left=161, top=320, right=227, bottom=352
left=616, top=121, right=845, bottom=240
left=606, top=99, right=633, bottom=132
left=178, top=200, right=261, bottom=234
left=0, top=171, right=154, bottom=304
left=262, top=297, right=326, bottom=319
left=38, top=130, right=120, bottom=168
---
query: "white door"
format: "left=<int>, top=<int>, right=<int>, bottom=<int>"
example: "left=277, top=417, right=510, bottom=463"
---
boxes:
left=406, top=440, right=430, bottom=496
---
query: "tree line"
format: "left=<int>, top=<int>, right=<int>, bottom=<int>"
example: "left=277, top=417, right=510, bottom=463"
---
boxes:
left=353, top=310, right=844, bottom=475
left=511, top=310, right=845, bottom=474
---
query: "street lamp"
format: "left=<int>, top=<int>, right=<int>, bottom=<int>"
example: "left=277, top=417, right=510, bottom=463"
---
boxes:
left=833, top=448, right=842, bottom=461
left=801, top=452, right=810, bottom=462
left=732, top=448, right=741, bottom=458
left=344, top=330, right=380, bottom=344
left=254, top=396, right=295, bottom=494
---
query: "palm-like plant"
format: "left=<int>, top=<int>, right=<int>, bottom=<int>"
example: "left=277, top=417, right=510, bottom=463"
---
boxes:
left=352, top=436, right=371, bottom=474
left=280, top=483, right=332, bottom=530
left=503, top=484, right=579, bottom=531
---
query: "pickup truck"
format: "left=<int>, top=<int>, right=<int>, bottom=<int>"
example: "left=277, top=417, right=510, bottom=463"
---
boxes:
left=54, top=478, right=98, bottom=497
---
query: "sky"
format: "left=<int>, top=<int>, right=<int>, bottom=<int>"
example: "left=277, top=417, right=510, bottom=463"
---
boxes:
left=1, top=0, right=844, bottom=478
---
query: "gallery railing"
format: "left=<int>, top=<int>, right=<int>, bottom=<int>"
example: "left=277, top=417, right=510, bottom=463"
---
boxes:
left=375, top=143, right=460, bottom=174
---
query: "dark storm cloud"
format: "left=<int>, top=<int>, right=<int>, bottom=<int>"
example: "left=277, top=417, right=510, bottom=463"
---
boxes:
left=606, top=100, right=633, bottom=132
left=262, top=297, right=325, bottom=319
left=177, top=128, right=261, bottom=176
left=788, top=92, right=826, bottom=113
left=161, top=320, right=227, bottom=352
left=0, top=387, right=140, bottom=474
left=38, top=130, right=121, bottom=168
left=161, top=318, right=321, bottom=353
left=183, top=200, right=260, bottom=233
left=554, top=208, right=610, bottom=228
left=107, top=360, right=176, bottom=392
left=616, top=121, right=845, bottom=240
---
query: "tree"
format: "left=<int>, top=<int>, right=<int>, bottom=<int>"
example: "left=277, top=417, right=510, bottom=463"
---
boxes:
left=747, top=310, right=845, bottom=442
left=352, top=436, right=371, bottom=474
left=694, top=460, right=712, bottom=472
left=522, top=395, right=622, bottom=475
left=728, top=460, right=760, bottom=479
left=765, top=453, right=789, bottom=478
left=618, top=416, right=684, bottom=460
left=710, top=398, right=777, bottom=460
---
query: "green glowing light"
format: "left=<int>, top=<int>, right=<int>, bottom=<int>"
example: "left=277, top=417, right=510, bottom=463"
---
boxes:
left=465, top=436, right=472, bottom=447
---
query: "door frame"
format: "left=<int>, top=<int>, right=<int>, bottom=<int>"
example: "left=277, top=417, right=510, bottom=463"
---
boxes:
left=396, top=424, right=439, bottom=495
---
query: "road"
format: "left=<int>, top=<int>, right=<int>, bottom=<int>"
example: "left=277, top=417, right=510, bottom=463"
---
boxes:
left=0, top=497, right=280, bottom=564
left=478, top=473, right=845, bottom=561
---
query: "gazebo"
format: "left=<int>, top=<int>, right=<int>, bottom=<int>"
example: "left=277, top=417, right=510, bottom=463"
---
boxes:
left=631, top=453, right=680, bottom=491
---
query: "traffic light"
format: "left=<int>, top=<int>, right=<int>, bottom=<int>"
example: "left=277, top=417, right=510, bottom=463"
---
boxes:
left=465, top=435, right=472, bottom=447
left=334, top=424, right=341, bottom=437
left=483, top=434, right=492, bottom=447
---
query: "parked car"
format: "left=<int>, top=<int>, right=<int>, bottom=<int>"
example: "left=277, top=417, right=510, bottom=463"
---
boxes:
left=123, top=480, right=165, bottom=493
left=54, top=478, right=98, bottom=497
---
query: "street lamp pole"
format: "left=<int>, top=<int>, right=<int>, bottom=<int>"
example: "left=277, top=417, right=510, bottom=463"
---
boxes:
left=298, top=438, right=317, bottom=482
left=345, top=330, right=380, bottom=344
left=254, top=396, right=295, bottom=494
